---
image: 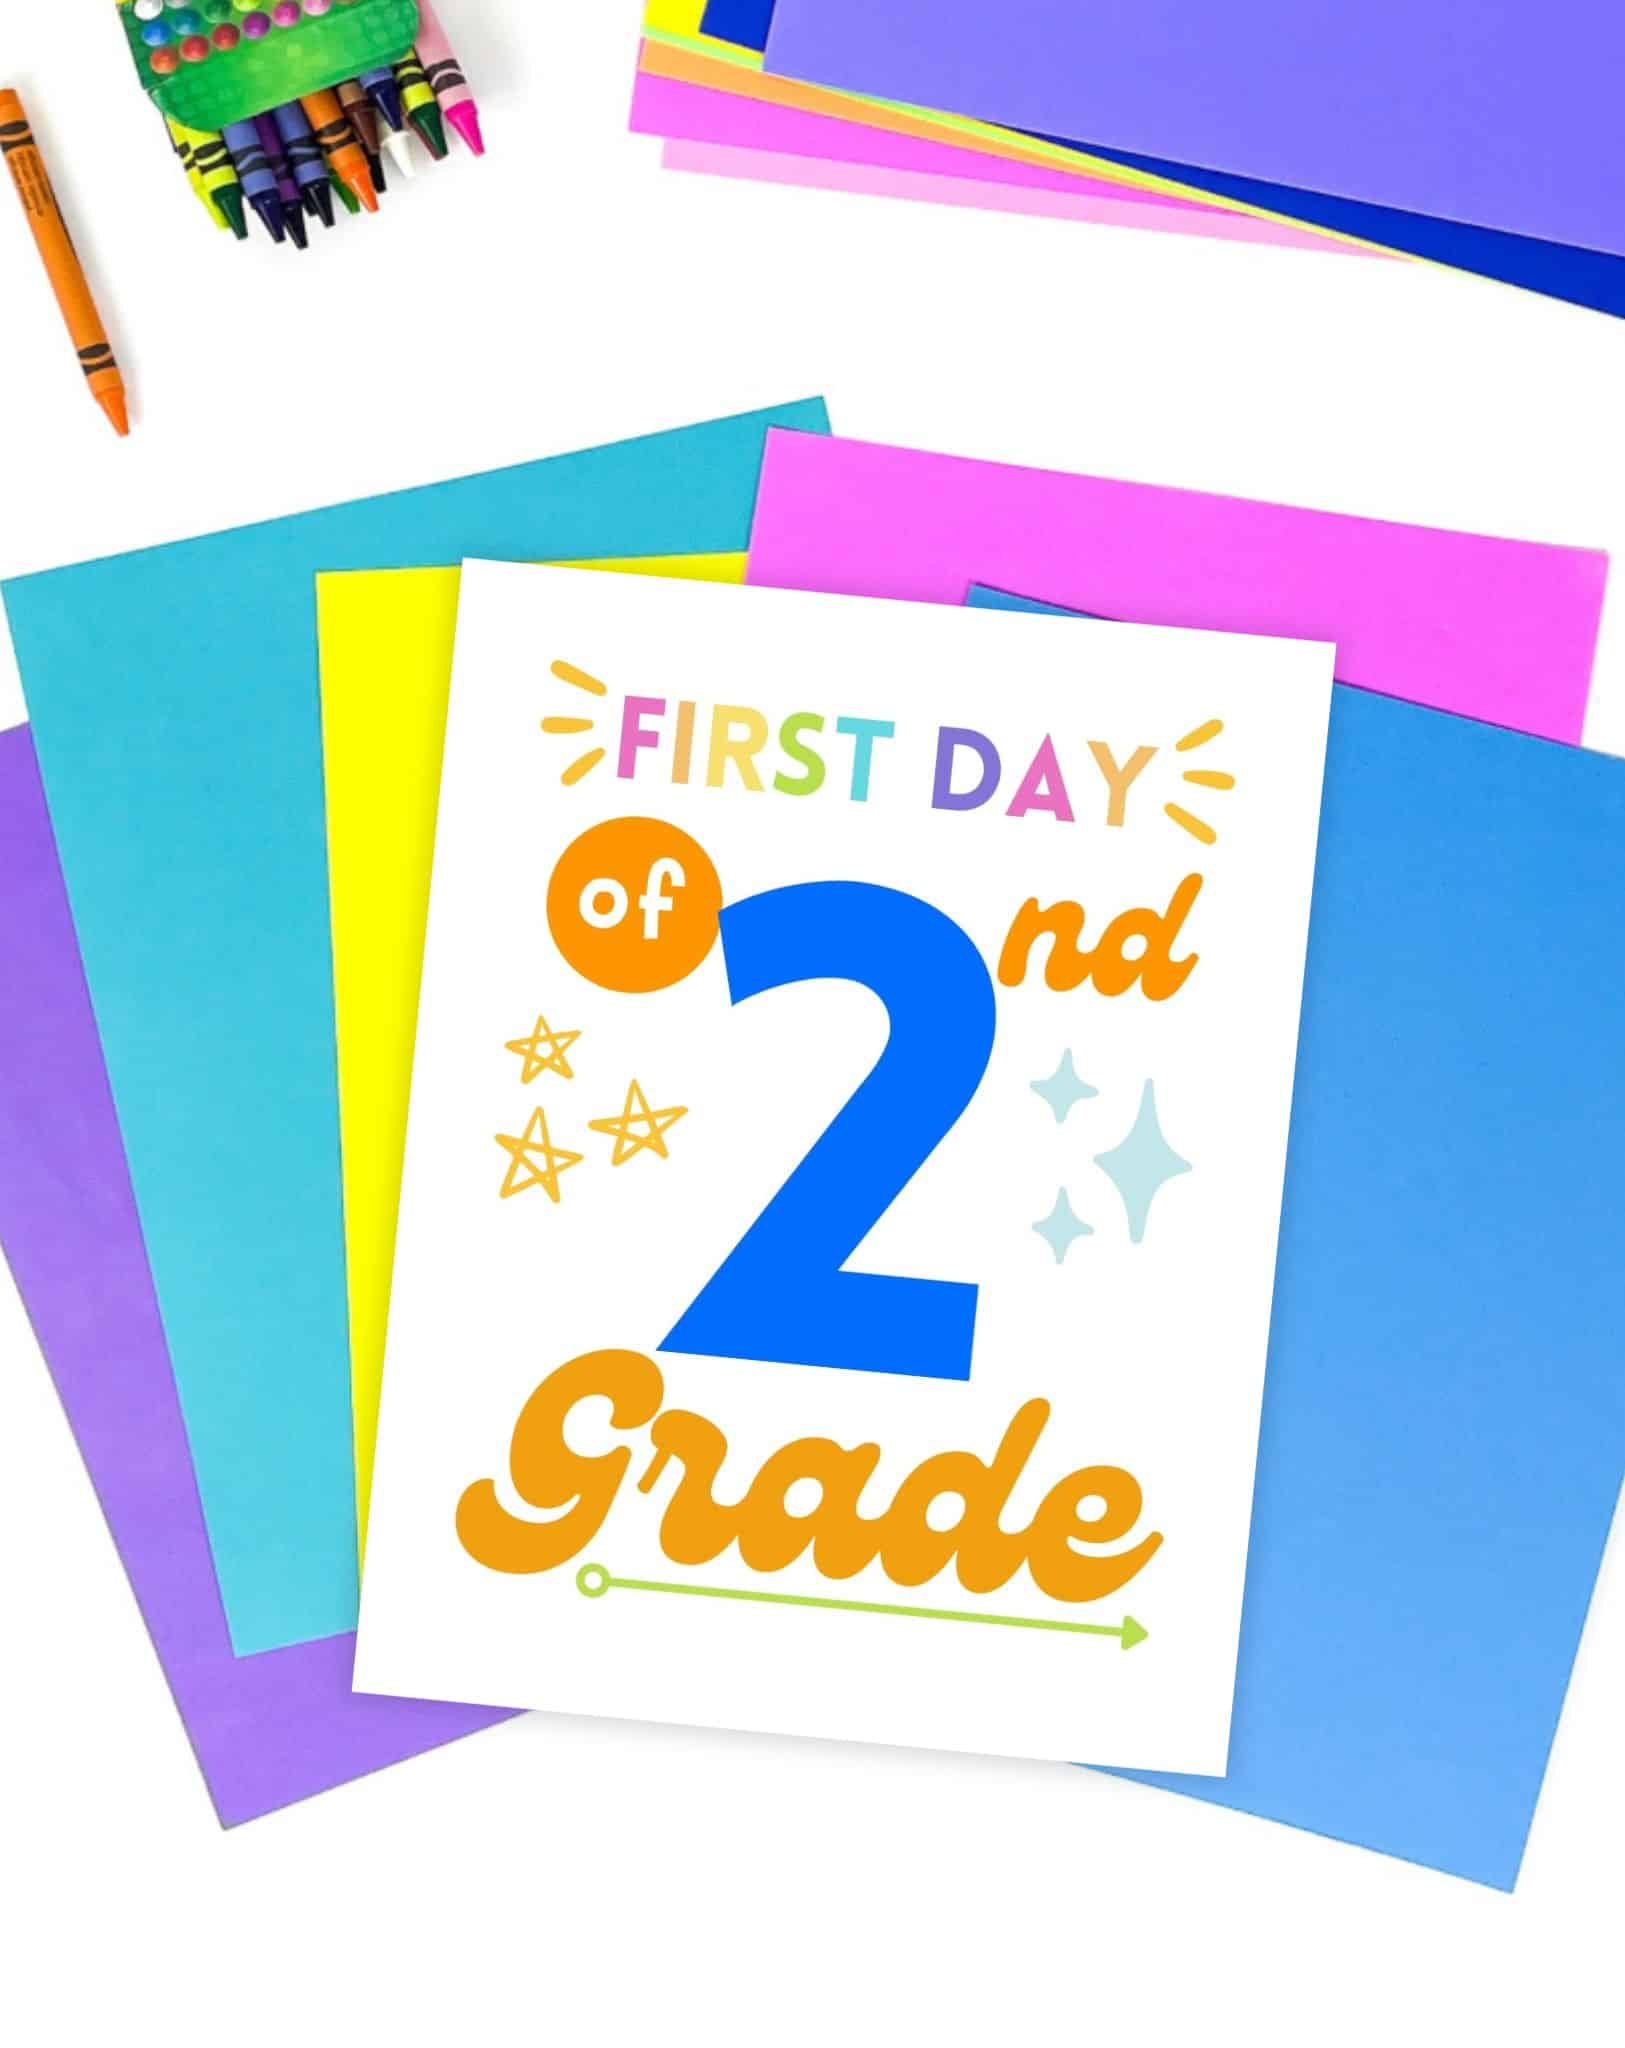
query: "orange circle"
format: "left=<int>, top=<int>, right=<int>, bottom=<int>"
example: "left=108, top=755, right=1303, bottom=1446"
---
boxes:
left=547, top=817, right=722, bottom=994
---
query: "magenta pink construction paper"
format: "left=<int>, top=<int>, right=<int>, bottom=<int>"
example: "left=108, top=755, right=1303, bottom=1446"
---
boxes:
left=746, top=432, right=1606, bottom=742
left=661, top=139, right=1373, bottom=257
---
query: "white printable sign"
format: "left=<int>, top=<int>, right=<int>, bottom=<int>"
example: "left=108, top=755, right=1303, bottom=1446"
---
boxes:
left=356, top=563, right=1333, bottom=1768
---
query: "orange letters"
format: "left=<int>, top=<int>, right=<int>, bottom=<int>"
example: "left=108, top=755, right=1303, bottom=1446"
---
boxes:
left=997, top=873, right=1203, bottom=999
left=459, top=1350, right=1163, bottom=1605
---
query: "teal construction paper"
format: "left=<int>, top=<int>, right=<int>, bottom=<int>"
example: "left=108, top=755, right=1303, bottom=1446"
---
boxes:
left=969, top=586, right=1625, bottom=1889
left=0, top=399, right=829, bottom=1656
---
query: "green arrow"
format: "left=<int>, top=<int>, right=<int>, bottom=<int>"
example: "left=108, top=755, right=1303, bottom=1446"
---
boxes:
left=575, top=1563, right=1146, bottom=1649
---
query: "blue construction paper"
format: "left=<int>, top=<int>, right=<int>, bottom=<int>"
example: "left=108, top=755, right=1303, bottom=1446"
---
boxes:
left=701, top=0, right=776, bottom=44
left=970, top=586, right=1625, bottom=1889
left=0, top=398, right=829, bottom=1657
left=1025, top=135, right=1625, bottom=322
left=715, top=2, right=1625, bottom=317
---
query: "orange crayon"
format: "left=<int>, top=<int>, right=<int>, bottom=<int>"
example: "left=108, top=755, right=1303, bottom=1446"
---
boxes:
left=298, top=88, right=378, bottom=215
left=0, top=88, right=128, bottom=438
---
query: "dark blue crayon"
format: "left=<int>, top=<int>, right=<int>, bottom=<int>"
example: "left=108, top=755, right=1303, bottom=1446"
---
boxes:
left=357, top=64, right=412, bottom=179
left=254, top=111, right=308, bottom=251
left=221, top=117, right=284, bottom=244
left=270, top=101, right=333, bottom=231
left=358, top=65, right=406, bottom=135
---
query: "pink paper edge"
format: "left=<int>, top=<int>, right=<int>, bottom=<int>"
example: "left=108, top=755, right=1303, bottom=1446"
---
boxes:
left=661, top=137, right=1378, bottom=258
left=632, top=60, right=1207, bottom=211
left=631, top=60, right=1378, bottom=258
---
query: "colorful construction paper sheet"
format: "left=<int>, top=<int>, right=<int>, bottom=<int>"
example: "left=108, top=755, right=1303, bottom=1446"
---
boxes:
left=746, top=433, right=1606, bottom=742
left=1, top=398, right=829, bottom=1657
left=356, top=564, right=1335, bottom=1765
left=635, top=72, right=1367, bottom=258
left=659, top=140, right=1376, bottom=258
left=640, top=8, right=1327, bottom=221
left=1020, top=134, right=1625, bottom=320
left=634, top=64, right=1212, bottom=214
left=702, top=0, right=773, bottom=40
left=636, top=32, right=1372, bottom=261
left=320, top=555, right=748, bottom=1551
left=648, top=3, right=1223, bottom=205
left=666, top=5, right=1625, bottom=318
left=764, top=1, right=1625, bottom=258
left=0, top=724, right=511, bottom=1827
left=738, top=436, right=1619, bottom=1884
left=964, top=590, right=1625, bottom=1889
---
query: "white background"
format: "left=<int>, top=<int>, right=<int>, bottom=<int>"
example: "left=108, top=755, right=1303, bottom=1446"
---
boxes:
left=0, top=2, right=1620, bottom=2041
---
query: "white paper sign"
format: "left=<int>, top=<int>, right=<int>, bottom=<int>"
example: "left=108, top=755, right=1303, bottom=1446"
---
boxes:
left=356, top=563, right=1333, bottom=1768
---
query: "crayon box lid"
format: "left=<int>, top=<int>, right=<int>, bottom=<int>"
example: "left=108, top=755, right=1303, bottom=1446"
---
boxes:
left=119, top=1, right=420, bottom=133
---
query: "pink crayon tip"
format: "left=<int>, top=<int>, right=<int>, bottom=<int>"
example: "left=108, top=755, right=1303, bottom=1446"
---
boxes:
left=445, top=101, right=485, bottom=156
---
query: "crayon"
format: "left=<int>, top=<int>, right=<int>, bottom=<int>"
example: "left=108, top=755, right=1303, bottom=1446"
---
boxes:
left=335, top=79, right=381, bottom=163
left=334, top=81, right=387, bottom=196
left=171, top=120, right=248, bottom=241
left=0, top=88, right=129, bottom=437
left=165, top=115, right=228, bottom=231
left=255, top=110, right=308, bottom=249
left=221, top=116, right=285, bottom=244
left=358, top=63, right=414, bottom=179
left=271, top=102, right=333, bottom=230
left=393, top=51, right=448, bottom=161
left=298, top=87, right=379, bottom=214
left=329, top=169, right=360, bottom=216
left=415, top=1, right=485, bottom=156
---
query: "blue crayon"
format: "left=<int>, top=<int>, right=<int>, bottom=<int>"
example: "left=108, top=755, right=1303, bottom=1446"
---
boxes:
left=270, top=101, right=334, bottom=231
left=357, top=64, right=413, bottom=179
left=221, top=117, right=285, bottom=244
left=358, top=64, right=406, bottom=135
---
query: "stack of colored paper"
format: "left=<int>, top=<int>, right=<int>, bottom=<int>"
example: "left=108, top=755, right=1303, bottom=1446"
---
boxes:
left=631, top=3, right=1378, bottom=263
left=628, top=3, right=1625, bottom=318
left=2, top=397, right=1622, bottom=1891
left=0, top=399, right=823, bottom=1820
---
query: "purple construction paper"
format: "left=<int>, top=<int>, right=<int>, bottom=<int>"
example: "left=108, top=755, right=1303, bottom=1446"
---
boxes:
left=764, top=1, right=1625, bottom=259
left=0, top=725, right=511, bottom=1828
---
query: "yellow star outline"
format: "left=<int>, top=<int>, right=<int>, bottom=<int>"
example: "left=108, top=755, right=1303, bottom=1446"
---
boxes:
left=495, top=1106, right=583, bottom=1204
left=505, top=1012, right=581, bottom=1083
left=587, top=1079, right=688, bottom=1166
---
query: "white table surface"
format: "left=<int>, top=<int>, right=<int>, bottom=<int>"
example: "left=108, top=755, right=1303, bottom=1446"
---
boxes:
left=1, top=5, right=1621, bottom=2042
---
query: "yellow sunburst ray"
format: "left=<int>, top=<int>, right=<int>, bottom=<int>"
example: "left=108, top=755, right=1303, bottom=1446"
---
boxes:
left=1164, top=718, right=1234, bottom=840
left=1164, top=803, right=1217, bottom=845
left=542, top=661, right=608, bottom=784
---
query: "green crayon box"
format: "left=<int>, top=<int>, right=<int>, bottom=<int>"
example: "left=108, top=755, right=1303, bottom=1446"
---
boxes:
left=119, top=1, right=420, bottom=132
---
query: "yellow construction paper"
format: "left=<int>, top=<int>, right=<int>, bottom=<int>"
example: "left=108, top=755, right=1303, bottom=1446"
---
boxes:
left=319, top=553, right=747, bottom=1551
left=642, top=0, right=742, bottom=57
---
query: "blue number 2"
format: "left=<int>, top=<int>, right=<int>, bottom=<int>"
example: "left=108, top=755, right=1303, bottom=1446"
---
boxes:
left=662, top=881, right=996, bottom=1381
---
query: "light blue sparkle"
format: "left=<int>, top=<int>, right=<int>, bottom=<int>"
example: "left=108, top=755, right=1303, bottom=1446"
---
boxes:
left=1033, top=1188, right=1094, bottom=1264
left=1094, top=1081, right=1191, bottom=1244
left=1030, top=1049, right=1098, bottom=1124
